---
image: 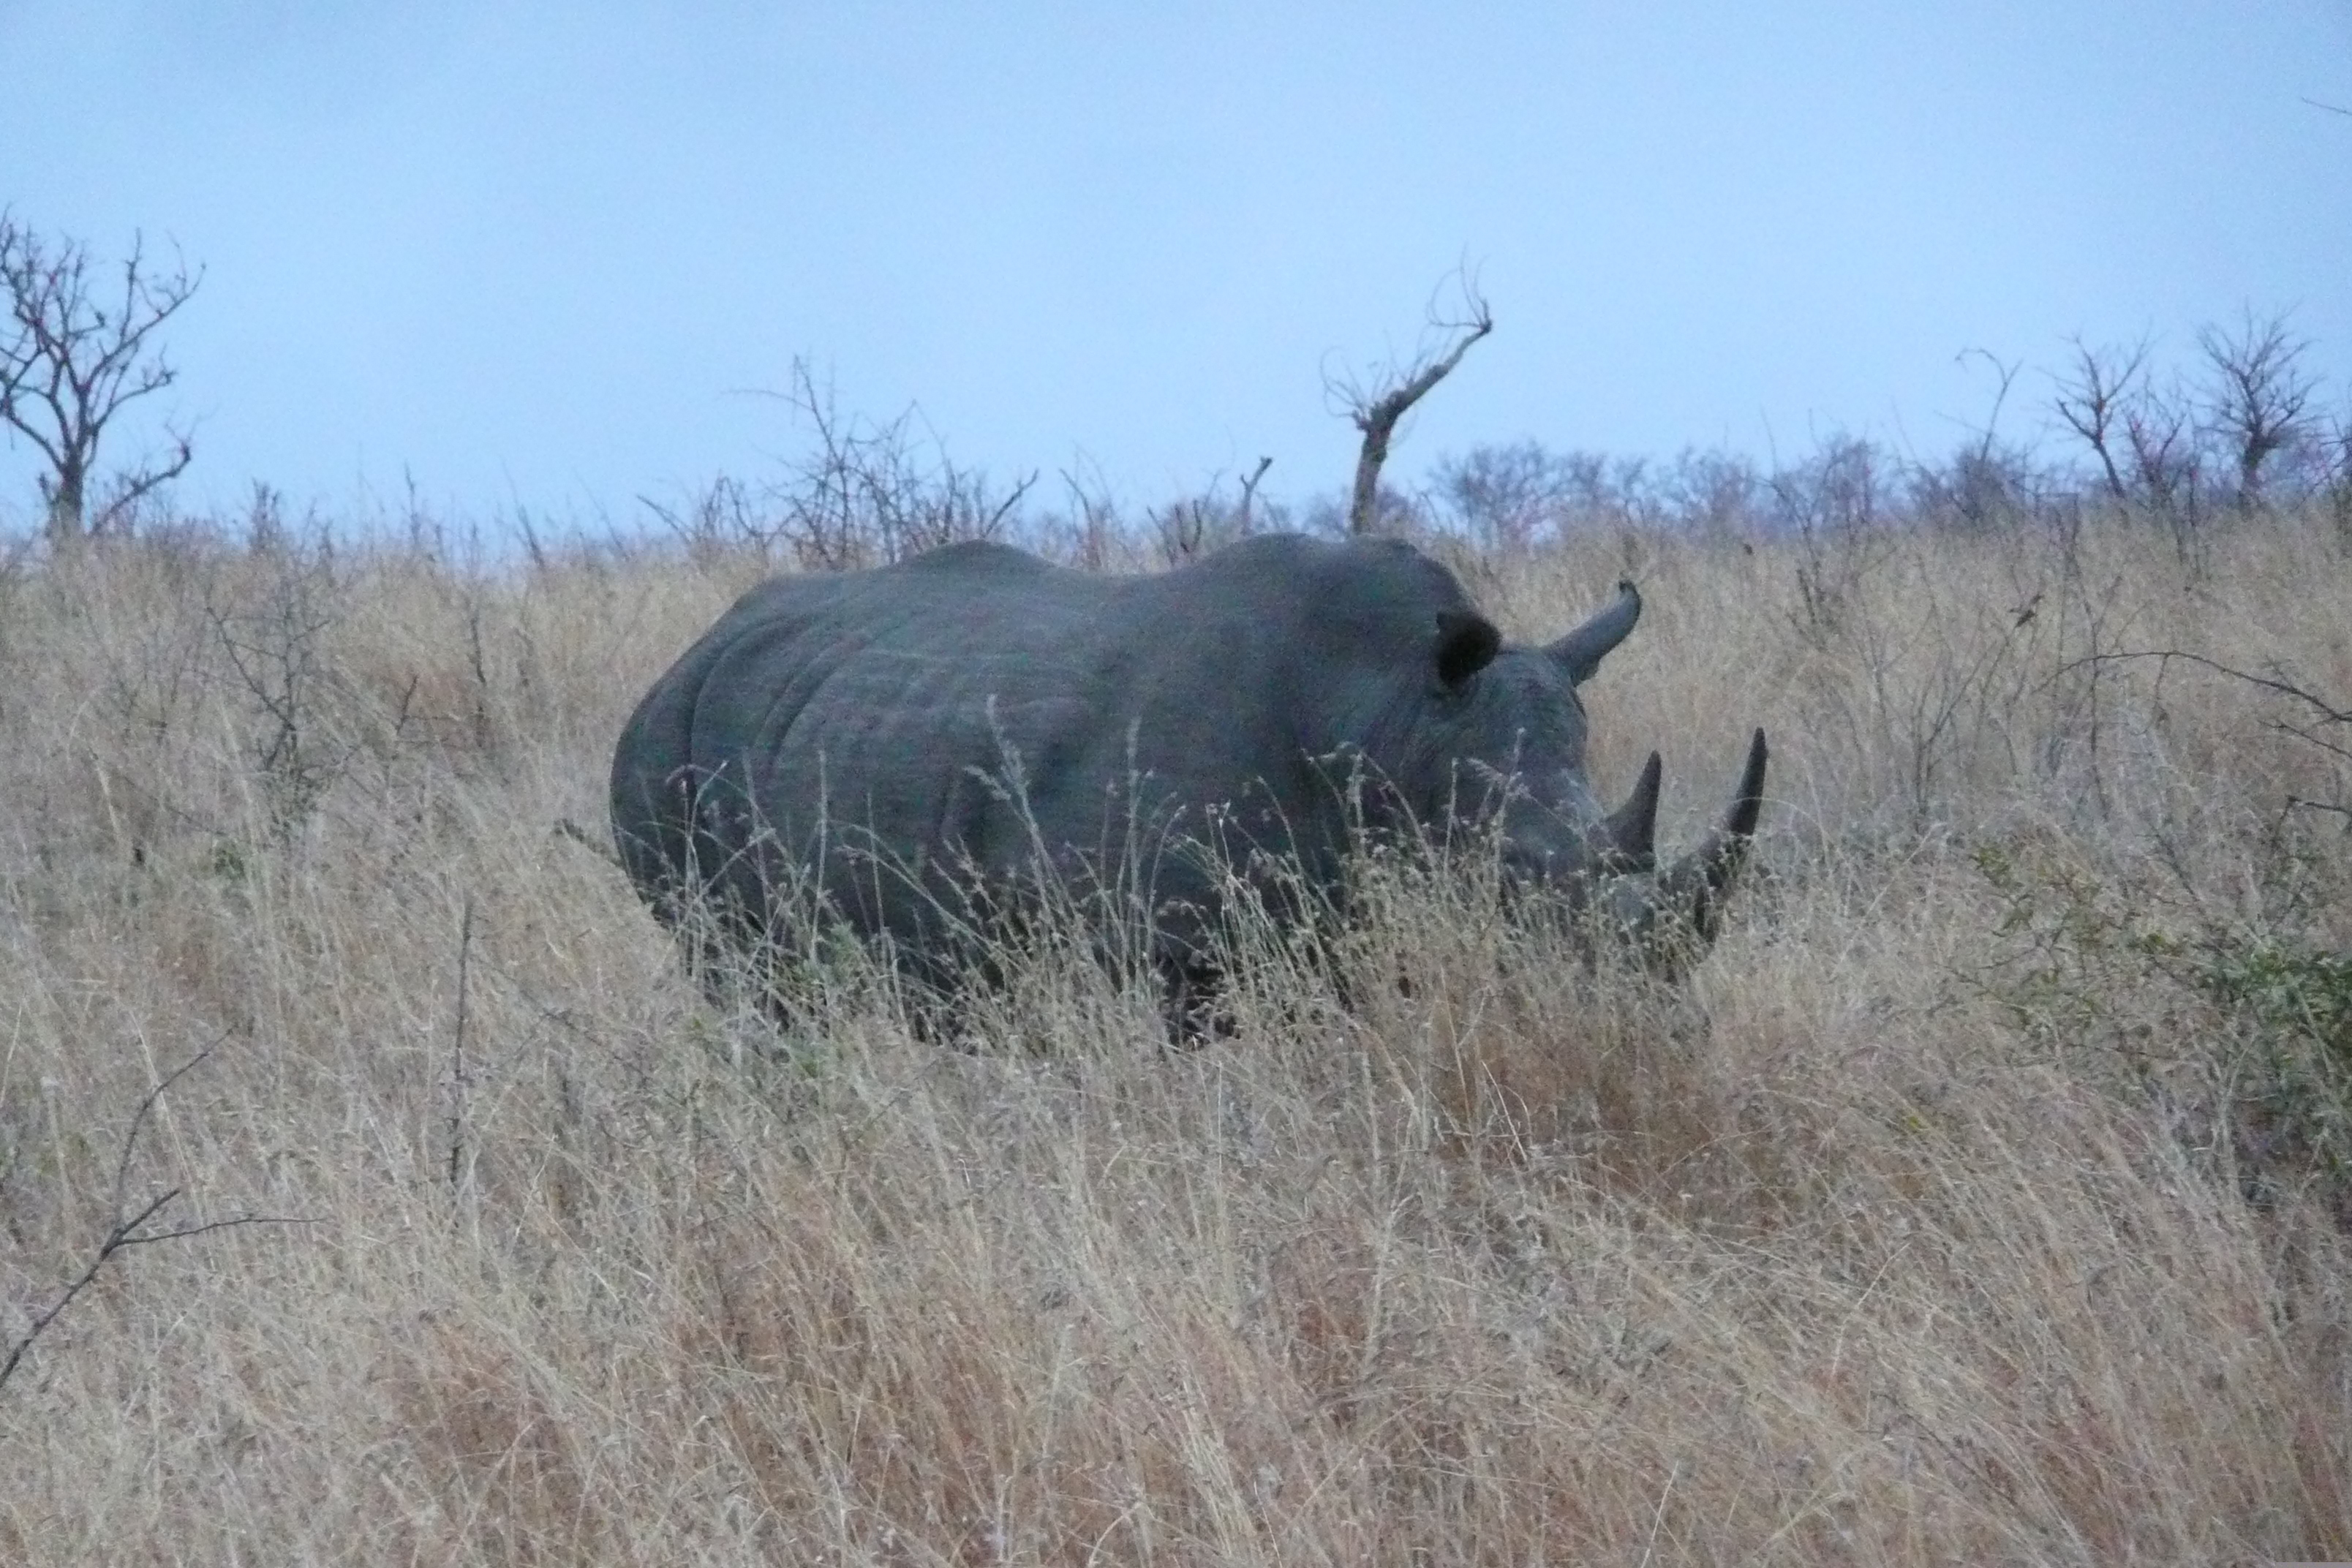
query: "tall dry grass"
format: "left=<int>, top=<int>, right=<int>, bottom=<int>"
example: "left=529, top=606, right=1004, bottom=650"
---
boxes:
left=1, top=507, right=2347, bottom=1564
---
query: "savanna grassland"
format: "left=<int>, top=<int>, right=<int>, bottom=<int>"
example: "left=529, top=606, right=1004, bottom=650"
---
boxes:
left=1, top=500, right=2348, bottom=1564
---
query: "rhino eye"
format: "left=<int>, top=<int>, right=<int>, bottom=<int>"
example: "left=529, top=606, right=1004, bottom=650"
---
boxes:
left=1433, top=611, right=1501, bottom=687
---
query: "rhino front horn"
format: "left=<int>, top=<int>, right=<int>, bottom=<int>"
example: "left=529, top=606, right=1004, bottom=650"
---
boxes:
left=1659, top=728, right=1769, bottom=946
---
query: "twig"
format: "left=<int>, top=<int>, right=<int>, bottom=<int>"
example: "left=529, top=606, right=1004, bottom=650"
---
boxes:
left=113, top=1042, right=213, bottom=1217
left=446, top=897, right=475, bottom=1196
left=554, top=816, right=625, bottom=870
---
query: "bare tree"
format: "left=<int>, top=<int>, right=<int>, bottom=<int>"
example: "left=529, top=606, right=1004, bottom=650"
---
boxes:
left=2121, top=385, right=2197, bottom=500
left=2051, top=335, right=2152, bottom=502
left=2114, top=373, right=2214, bottom=574
left=647, top=361, right=1037, bottom=569
left=1434, top=438, right=1572, bottom=553
left=1328, top=273, right=1493, bottom=535
left=1914, top=347, right=2042, bottom=532
left=759, top=358, right=1033, bottom=569
left=0, top=213, right=202, bottom=541
left=1658, top=446, right=1762, bottom=537
left=2198, top=309, right=2315, bottom=510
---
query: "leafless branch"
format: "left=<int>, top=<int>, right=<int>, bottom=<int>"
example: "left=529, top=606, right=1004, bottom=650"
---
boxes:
left=1235, top=455, right=1273, bottom=535
left=2067, top=648, right=2352, bottom=815
left=2068, top=648, right=2350, bottom=725
left=108, top=1040, right=216, bottom=1218
left=1, top=1041, right=313, bottom=1395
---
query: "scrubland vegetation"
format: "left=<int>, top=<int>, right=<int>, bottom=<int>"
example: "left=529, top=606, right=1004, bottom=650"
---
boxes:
left=2, top=445, right=2348, bottom=1564
left=4, top=296, right=2351, bottom=1561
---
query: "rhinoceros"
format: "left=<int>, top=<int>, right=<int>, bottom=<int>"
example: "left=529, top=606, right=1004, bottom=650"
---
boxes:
left=610, top=532, right=1766, bottom=1019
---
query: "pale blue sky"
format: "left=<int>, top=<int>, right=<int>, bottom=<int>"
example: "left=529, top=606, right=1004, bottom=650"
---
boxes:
left=4, top=1, right=2348, bottom=527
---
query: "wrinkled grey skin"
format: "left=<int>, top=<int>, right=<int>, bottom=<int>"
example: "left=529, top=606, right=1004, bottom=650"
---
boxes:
left=610, top=532, right=1766, bottom=1014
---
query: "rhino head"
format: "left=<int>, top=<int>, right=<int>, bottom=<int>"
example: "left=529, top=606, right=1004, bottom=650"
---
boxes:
left=1370, top=576, right=1768, bottom=965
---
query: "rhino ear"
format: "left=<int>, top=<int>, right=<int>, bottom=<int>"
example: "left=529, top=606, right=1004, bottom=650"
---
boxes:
left=1548, top=579, right=1641, bottom=685
left=1433, top=610, right=1501, bottom=687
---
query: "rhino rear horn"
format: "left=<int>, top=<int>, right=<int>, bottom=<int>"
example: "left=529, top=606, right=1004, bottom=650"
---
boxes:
left=1659, top=728, right=1768, bottom=946
left=1598, top=751, right=1662, bottom=872
left=1548, top=579, right=1641, bottom=684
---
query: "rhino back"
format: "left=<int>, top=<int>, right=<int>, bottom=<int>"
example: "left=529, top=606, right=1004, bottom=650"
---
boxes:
left=697, top=548, right=1120, bottom=874
left=614, top=535, right=1463, bottom=949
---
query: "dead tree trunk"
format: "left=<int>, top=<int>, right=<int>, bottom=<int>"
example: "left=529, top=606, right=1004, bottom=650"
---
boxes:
left=1333, top=280, right=1492, bottom=535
